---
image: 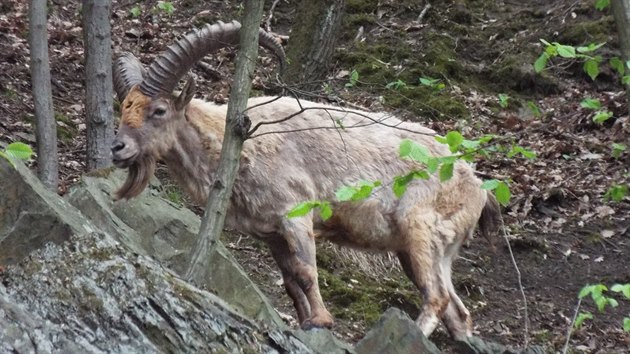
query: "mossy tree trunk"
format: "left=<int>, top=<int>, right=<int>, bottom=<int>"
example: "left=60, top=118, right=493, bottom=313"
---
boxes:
left=612, top=0, right=630, bottom=108
left=83, top=0, right=114, bottom=170
left=29, top=0, right=58, bottom=191
left=184, top=0, right=264, bottom=281
left=282, top=0, right=345, bottom=94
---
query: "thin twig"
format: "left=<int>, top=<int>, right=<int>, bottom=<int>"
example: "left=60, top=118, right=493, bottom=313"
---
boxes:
left=500, top=214, right=530, bottom=347
left=265, top=0, right=282, bottom=32
left=562, top=297, right=582, bottom=354
left=417, top=3, right=432, bottom=23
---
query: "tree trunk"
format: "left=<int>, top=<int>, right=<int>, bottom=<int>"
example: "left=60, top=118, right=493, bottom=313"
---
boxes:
left=612, top=0, right=630, bottom=108
left=28, top=0, right=58, bottom=191
left=185, top=0, right=264, bottom=281
left=282, top=0, right=345, bottom=93
left=83, top=0, right=114, bottom=170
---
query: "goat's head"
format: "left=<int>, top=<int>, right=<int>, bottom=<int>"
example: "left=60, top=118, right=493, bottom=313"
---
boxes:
left=111, top=21, right=285, bottom=200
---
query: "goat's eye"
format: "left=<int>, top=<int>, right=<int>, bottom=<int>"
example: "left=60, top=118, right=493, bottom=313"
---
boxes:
left=153, top=108, right=167, bottom=117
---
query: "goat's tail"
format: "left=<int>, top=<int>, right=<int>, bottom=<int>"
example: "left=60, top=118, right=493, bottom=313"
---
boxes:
left=479, top=191, right=501, bottom=252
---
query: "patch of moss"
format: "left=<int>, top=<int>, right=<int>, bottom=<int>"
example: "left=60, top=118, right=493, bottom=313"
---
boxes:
left=346, top=0, right=379, bottom=14
left=558, top=16, right=616, bottom=45
left=344, top=13, right=377, bottom=28
left=316, top=247, right=421, bottom=327
left=384, top=87, right=469, bottom=121
left=85, top=166, right=116, bottom=178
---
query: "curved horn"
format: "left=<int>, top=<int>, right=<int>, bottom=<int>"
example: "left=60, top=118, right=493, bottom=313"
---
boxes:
left=112, top=52, right=146, bottom=102
left=139, top=20, right=286, bottom=97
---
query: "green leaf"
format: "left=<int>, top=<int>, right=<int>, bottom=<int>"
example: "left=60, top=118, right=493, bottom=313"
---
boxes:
left=584, top=58, right=600, bottom=80
left=610, top=57, right=625, bottom=76
left=576, top=42, right=606, bottom=53
left=129, top=6, right=141, bottom=17
left=555, top=43, right=576, bottom=58
left=439, top=163, right=454, bottom=182
left=592, top=110, right=613, bottom=124
left=400, top=139, right=430, bottom=163
left=419, top=77, right=440, bottom=86
left=481, top=179, right=500, bottom=190
left=508, top=146, right=537, bottom=159
left=611, top=143, right=627, bottom=159
left=495, top=182, right=511, bottom=206
left=461, top=139, right=480, bottom=149
left=623, top=75, right=630, bottom=85
left=624, top=317, right=630, bottom=332
left=386, top=79, right=407, bottom=90
left=534, top=53, right=549, bottom=73
left=393, top=174, right=413, bottom=198
left=445, top=131, right=464, bottom=152
left=287, top=201, right=318, bottom=218
left=611, top=284, right=630, bottom=299
left=498, top=93, right=510, bottom=108
left=526, top=101, right=542, bottom=118
left=580, top=98, right=601, bottom=110
left=346, top=69, right=359, bottom=88
left=574, top=312, right=593, bottom=329
left=319, top=202, right=332, bottom=221
left=335, top=186, right=356, bottom=201
left=353, top=184, right=374, bottom=201
left=605, top=184, right=628, bottom=202
left=595, top=0, right=610, bottom=11
left=5, top=142, right=33, bottom=160
left=426, top=157, right=439, bottom=174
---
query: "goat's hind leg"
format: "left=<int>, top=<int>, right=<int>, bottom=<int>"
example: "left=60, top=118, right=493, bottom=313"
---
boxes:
left=440, top=238, right=473, bottom=339
left=397, top=246, right=449, bottom=338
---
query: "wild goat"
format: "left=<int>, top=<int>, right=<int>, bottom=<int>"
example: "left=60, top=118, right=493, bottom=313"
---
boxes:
left=111, top=21, right=501, bottom=339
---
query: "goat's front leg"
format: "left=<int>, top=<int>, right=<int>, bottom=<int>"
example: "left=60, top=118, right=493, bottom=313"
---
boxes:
left=267, top=237, right=311, bottom=324
left=280, top=222, right=333, bottom=329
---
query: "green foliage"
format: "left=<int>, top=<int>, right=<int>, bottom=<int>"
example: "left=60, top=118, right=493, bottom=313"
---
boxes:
left=526, top=101, right=542, bottom=118
left=335, top=180, right=382, bottom=202
left=418, top=76, right=445, bottom=92
left=574, top=311, right=593, bottom=328
left=481, top=179, right=511, bottom=206
left=604, top=184, right=628, bottom=202
left=129, top=6, right=141, bottom=18
left=576, top=283, right=630, bottom=332
left=155, top=1, right=175, bottom=15
left=611, top=143, right=626, bottom=159
left=507, top=145, right=536, bottom=159
left=592, top=110, right=613, bottom=124
left=386, top=79, right=407, bottom=90
left=535, top=39, right=606, bottom=81
left=579, top=284, right=618, bottom=312
left=287, top=201, right=332, bottom=221
left=595, top=0, right=610, bottom=11
left=346, top=69, right=359, bottom=88
left=498, top=93, right=510, bottom=108
left=580, top=98, right=601, bottom=109
left=1, top=142, right=34, bottom=167
left=393, top=170, right=430, bottom=197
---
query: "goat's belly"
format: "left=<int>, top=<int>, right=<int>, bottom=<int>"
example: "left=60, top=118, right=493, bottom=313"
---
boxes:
left=314, top=206, right=403, bottom=251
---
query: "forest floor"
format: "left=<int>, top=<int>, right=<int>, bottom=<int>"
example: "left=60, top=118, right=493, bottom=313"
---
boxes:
left=1, top=0, right=629, bottom=353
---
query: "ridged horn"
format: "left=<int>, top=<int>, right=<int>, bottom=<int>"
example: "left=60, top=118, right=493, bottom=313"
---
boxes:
left=138, top=20, right=286, bottom=97
left=112, top=52, right=146, bottom=102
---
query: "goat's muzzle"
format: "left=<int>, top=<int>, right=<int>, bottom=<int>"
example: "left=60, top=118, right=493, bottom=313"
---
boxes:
left=111, top=135, right=139, bottom=168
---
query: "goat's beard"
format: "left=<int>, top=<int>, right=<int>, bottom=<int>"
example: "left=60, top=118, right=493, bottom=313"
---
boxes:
left=114, top=156, right=156, bottom=200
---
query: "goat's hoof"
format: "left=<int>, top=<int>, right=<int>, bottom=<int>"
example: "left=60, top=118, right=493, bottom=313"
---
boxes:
left=300, top=318, right=334, bottom=331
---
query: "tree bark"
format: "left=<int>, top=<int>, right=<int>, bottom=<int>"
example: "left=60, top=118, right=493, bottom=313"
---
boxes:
left=612, top=0, right=630, bottom=108
left=83, top=0, right=114, bottom=170
left=185, top=0, right=264, bottom=281
left=282, top=0, right=345, bottom=93
left=29, top=0, right=58, bottom=191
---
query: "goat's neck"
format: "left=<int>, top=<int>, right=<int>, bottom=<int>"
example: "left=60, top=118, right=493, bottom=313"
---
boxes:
left=161, top=117, right=222, bottom=204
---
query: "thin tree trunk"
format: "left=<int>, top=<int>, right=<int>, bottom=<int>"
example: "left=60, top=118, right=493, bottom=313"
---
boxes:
left=612, top=0, right=630, bottom=108
left=185, top=0, right=264, bottom=281
left=83, top=0, right=114, bottom=170
left=29, top=0, right=58, bottom=191
left=282, top=0, right=345, bottom=93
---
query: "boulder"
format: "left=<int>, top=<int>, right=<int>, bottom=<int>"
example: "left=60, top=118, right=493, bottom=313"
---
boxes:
left=65, top=169, right=283, bottom=326
left=355, top=308, right=441, bottom=354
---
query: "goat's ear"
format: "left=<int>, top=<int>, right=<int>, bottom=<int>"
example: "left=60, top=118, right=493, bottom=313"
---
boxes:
left=175, top=78, right=196, bottom=111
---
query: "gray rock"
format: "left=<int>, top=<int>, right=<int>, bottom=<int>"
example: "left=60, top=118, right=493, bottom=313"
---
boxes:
left=454, top=336, right=546, bottom=354
left=65, top=169, right=285, bottom=327
left=355, top=308, right=441, bottom=354
left=0, top=159, right=312, bottom=353
left=294, top=328, right=355, bottom=354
